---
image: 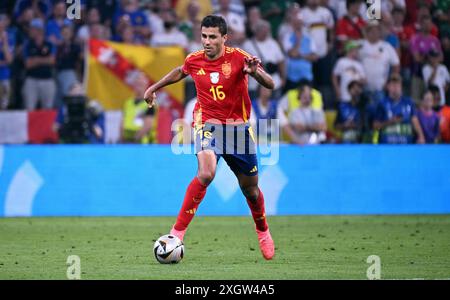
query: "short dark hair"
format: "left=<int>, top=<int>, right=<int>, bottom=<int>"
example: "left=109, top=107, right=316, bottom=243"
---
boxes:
left=428, top=85, right=440, bottom=94
left=201, top=15, right=227, bottom=36
left=297, top=79, right=312, bottom=95
left=346, top=0, right=362, bottom=9
left=392, top=6, right=406, bottom=15
left=348, top=80, right=362, bottom=91
left=387, top=73, right=402, bottom=84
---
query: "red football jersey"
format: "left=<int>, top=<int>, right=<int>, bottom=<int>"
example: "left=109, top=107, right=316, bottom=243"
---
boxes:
left=182, top=47, right=260, bottom=125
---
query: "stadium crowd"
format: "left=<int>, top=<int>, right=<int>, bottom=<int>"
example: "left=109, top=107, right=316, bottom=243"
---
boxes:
left=0, top=0, right=450, bottom=144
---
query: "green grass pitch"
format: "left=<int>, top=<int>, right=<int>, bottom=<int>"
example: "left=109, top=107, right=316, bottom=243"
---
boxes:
left=0, top=215, right=449, bottom=279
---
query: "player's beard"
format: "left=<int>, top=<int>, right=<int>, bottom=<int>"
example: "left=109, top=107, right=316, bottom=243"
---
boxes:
left=204, top=46, right=217, bottom=59
left=204, top=43, right=224, bottom=60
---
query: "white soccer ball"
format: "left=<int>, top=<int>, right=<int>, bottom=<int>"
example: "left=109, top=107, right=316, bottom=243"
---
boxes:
left=153, top=234, right=185, bottom=264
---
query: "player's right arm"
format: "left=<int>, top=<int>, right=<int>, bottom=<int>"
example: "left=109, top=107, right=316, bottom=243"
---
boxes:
left=144, top=66, right=188, bottom=108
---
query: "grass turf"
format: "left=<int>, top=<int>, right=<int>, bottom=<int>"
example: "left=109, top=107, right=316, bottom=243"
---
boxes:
left=0, top=215, right=449, bottom=280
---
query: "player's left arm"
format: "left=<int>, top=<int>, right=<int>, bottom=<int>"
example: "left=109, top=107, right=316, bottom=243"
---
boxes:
left=244, top=56, right=275, bottom=90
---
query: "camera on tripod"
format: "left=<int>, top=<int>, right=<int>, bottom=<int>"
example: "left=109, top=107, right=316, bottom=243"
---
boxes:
left=58, top=96, right=103, bottom=143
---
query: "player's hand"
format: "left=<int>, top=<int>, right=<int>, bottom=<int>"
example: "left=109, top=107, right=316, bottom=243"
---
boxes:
left=144, top=87, right=157, bottom=108
left=244, top=56, right=261, bottom=75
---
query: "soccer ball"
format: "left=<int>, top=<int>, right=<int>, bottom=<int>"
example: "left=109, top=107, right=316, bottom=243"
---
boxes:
left=153, top=234, right=184, bottom=264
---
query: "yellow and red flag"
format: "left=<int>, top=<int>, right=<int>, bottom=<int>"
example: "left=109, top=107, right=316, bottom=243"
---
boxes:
left=86, top=39, right=186, bottom=143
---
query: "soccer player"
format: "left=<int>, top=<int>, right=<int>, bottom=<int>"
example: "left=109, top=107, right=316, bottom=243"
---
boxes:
left=144, top=15, right=275, bottom=260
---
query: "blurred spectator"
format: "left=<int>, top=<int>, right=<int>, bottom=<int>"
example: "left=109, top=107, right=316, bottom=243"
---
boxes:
left=0, top=14, right=14, bottom=110
left=334, top=80, right=364, bottom=143
left=405, top=2, right=438, bottom=31
left=282, top=14, right=318, bottom=92
left=212, top=0, right=246, bottom=18
left=245, top=6, right=262, bottom=38
left=329, top=0, right=367, bottom=20
left=187, top=21, right=202, bottom=53
left=118, top=24, right=142, bottom=44
left=113, top=13, right=133, bottom=41
left=214, top=0, right=246, bottom=45
left=381, top=13, right=400, bottom=58
left=288, top=84, right=327, bottom=145
left=15, top=8, right=34, bottom=48
left=249, top=86, right=278, bottom=143
left=176, top=0, right=212, bottom=23
left=278, top=80, right=324, bottom=143
left=13, top=0, right=52, bottom=20
left=392, top=6, right=415, bottom=87
left=332, top=40, right=366, bottom=103
left=242, top=20, right=285, bottom=99
left=417, top=90, right=440, bottom=143
left=120, top=72, right=156, bottom=144
left=410, top=15, right=443, bottom=102
left=185, top=23, right=202, bottom=102
left=380, top=0, right=406, bottom=14
left=300, top=0, right=335, bottom=61
left=335, top=0, right=366, bottom=54
left=76, top=7, right=101, bottom=44
left=279, top=79, right=324, bottom=115
left=422, top=50, right=450, bottom=108
left=22, top=18, right=56, bottom=111
left=261, top=0, right=294, bottom=40
left=277, top=2, right=301, bottom=45
left=179, top=0, right=202, bottom=42
left=441, top=28, right=450, bottom=72
left=300, top=0, right=335, bottom=108
left=440, top=93, right=450, bottom=143
left=428, top=84, right=444, bottom=112
left=56, top=23, right=82, bottom=107
left=373, top=74, right=425, bottom=144
left=359, top=20, right=400, bottom=103
left=46, top=1, right=71, bottom=46
left=114, top=0, right=151, bottom=44
left=150, top=10, right=188, bottom=50
left=143, top=0, right=171, bottom=36
left=87, top=0, right=117, bottom=27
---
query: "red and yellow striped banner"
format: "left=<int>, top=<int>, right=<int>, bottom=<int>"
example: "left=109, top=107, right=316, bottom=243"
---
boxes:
left=86, top=39, right=185, bottom=112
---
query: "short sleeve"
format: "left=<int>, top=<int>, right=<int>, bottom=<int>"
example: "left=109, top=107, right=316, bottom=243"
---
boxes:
left=422, top=65, right=432, bottom=82
left=333, top=60, right=343, bottom=76
left=387, top=43, right=400, bottom=66
left=325, top=9, right=335, bottom=28
left=181, top=56, right=191, bottom=75
left=356, top=62, right=366, bottom=79
left=443, top=66, right=450, bottom=82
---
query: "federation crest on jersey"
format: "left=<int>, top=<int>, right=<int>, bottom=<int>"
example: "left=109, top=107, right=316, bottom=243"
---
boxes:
left=222, top=62, right=232, bottom=78
left=210, top=72, right=220, bottom=84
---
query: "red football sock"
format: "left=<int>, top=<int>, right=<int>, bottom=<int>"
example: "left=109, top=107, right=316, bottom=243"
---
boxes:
left=174, top=177, right=207, bottom=231
left=246, top=188, right=268, bottom=232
